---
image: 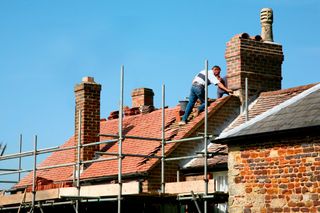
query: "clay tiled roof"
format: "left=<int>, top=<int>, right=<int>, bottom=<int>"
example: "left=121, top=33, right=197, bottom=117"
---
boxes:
left=16, top=138, right=75, bottom=188
left=80, top=107, right=179, bottom=180
left=183, top=143, right=228, bottom=170
left=80, top=96, right=233, bottom=180
left=173, top=96, right=232, bottom=140
left=219, top=83, right=320, bottom=138
left=16, top=96, right=234, bottom=187
left=224, top=84, right=316, bottom=132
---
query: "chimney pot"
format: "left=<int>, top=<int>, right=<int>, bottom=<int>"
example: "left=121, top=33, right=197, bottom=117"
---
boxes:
left=240, top=33, right=250, bottom=39
left=82, top=76, right=95, bottom=83
left=225, top=8, right=283, bottom=105
left=260, top=8, right=274, bottom=42
left=254, top=35, right=262, bottom=41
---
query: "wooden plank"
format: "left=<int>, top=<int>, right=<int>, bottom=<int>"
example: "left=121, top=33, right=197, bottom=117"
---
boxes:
left=164, top=180, right=215, bottom=195
left=60, top=182, right=140, bottom=197
left=80, top=184, right=118, bottom=197
left=1, top=182, right=140, bottom=206
left=122, top=182, right=140, bottom=195
left=78, top=182, right=140, bottom=197
left=0, top=193, right=30, bottom=206
left=35, top=189, right=59, bottom=201
left=0, top=189, right=60, bottom=206
left=59, top=187, right=78, bottom=198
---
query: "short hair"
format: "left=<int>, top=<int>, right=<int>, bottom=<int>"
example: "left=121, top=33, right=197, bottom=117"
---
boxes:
left=212, top=65, right=221, bottom=70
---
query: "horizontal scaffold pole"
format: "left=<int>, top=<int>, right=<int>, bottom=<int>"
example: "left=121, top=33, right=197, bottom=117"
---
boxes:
left=99, top=134, right=162, bottom=142
left=165, top=136, right=204, bottom=144
left=0, top=168, right=33, bottom=176
left=0, top=156, right=118, bottom=176
left=165, top=155, right=203, bottom=162
left=0, top=180, right=18, bottom=183
left=95, top=152, right=161, bottom=159
left=83, top=157, right=118, bottom=164
left=0, top=139, right=118, bottom=161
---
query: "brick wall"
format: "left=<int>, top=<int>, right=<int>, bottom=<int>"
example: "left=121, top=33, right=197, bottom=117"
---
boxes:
left=228, top=134, right=320, bottom=213
left=131, top=88, right=154, bottom=108
left=142, top=160, right=178, bottom=192
left=225, top=33, right=284, bottom=103
left=74, top=77, right=101, bottom=162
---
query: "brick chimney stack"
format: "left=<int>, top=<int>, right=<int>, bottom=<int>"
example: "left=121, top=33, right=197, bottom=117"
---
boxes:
left=225, top=33, right=284, bottom=104
left=74, top=76, right=101, bottom=163
left=131, top=88, right=154, bottom=108
left=225, top=9, right=284, bottom=105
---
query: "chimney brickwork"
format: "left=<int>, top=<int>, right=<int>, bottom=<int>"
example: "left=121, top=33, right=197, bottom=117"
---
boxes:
left=131, top=88, right=154, bottom=108
left=225, top=33, right=284, bottom=103
left=74, top=77, right=101, bottom=162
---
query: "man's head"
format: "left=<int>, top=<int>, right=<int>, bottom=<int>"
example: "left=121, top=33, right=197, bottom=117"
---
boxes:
left=212, top=65, right=221, bottom=76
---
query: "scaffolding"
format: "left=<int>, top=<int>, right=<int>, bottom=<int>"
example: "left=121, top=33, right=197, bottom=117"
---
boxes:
left=0, top=60, right=228, bottom=213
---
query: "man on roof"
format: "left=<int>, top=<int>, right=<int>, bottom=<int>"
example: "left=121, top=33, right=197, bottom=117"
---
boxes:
left=179, top=66, right=233, bottom=126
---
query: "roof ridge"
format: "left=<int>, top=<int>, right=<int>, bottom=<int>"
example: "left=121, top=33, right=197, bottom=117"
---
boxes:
left=217, top=83, right=320, bottom=139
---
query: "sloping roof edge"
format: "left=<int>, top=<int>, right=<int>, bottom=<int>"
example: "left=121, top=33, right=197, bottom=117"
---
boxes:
left=216, top=83, right=320, bottom=140
left=215, top=125, right=320, bottom=144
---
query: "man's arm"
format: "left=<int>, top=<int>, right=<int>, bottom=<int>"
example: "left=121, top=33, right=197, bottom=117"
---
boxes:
left=217, top=82, right=233, bottom=94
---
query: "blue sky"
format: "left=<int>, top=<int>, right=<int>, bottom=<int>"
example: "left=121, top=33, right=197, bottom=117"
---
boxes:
left=0, top=0, right=319, bottom=188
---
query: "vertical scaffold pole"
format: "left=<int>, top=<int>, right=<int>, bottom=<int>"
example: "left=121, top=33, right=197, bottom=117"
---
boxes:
left=204, top=60, right=209, bottom=213
left=118, top=65, right=124, bottom=213
left=76, top=110, right=82, bottom=213
left=245, top=77, right=249, bottom=122
left=31, top=135, right=37, bottom=213
left=18, top=134, right=22, bottom=181
left=161, top=84, right=165, bottom=194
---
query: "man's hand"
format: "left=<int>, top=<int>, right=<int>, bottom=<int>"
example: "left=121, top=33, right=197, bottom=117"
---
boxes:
left=217, top=82, right=233, bottom=95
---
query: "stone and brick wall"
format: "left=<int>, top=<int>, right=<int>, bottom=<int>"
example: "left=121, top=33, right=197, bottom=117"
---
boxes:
left=228, top=134, right=320, bottom=213
left=74, top=77, right=101, bottom=162
left=225, top=33, right=284, bottom=103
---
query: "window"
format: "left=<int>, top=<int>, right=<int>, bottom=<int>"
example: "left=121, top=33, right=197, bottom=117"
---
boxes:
left=212, top=171, right=228, bottom=193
